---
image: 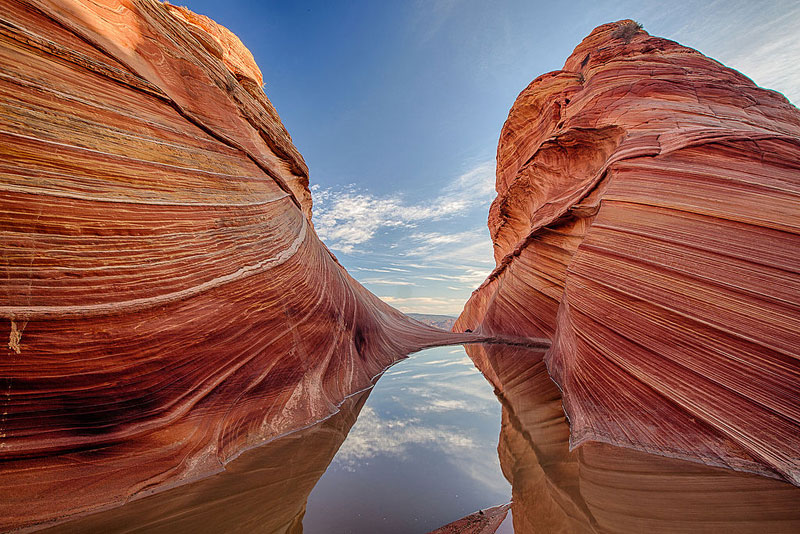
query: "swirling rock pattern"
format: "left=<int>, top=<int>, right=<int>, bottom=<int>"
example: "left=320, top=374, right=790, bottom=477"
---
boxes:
left=456, top=20, right=800, bottom=485
left=0, top=1, right=478, bottom=530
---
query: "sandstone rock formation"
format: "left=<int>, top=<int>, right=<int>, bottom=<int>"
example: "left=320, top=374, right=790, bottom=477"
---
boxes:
left=465, top=343, right=800, bottom=533
left=36, top=390, right=371, bottom=534
left=0, top=1, right=478, bottom=530
left=456, top=20, right=800, bottom=485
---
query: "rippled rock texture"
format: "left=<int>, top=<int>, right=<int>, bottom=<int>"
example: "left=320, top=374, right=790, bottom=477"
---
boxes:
left=466, top=343, right=800, bottom=533
left=0, top=1, right=474, bottom=530
left=456, top=20, right=800, bottom=485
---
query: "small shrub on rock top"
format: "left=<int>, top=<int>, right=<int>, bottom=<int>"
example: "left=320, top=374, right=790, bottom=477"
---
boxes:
left=611, top=21, right=643, bottom=43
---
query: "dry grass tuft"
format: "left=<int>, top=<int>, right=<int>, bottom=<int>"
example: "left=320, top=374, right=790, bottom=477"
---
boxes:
left=611, top=21, right=643, bottom=43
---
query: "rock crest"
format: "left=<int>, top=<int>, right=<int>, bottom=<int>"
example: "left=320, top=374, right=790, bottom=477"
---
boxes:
left=457, top=20, right=800, bottom=486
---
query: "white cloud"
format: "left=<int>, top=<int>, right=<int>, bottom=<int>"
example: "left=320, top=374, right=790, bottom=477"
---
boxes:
left=409, top=229, right=481, bottom=246
left=377, top=295, right=468, bottom=315
left=404, top=381, right=497, bottom=403
left=310, top=185, right=426, bottom=253
left=403, top=229, right=495, bottom=283
left=389, top=262, right=431, bottom=269
left=443, top=160, right=497, bottom=199
left=360, top=278, right=417, bottom=286
left=311, top=160, right=495, bottom=254
left=310, top=160, right=497, bottom=314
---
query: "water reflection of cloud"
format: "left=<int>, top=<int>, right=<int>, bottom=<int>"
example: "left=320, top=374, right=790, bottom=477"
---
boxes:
left=436, top=358, right=475, bottom=367
left=333, top=406, right=478, bottom=471
left=329, top=346, right=508, bottom=494
left=449, top=369, right=481, bottom=376
left=416, top=399, right=474, bottom=412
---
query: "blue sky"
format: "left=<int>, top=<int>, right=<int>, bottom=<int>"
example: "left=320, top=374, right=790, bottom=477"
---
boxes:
left=183, top=0, right=800, bottom=315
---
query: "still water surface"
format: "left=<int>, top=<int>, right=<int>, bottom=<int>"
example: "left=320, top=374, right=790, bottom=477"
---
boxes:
left=42, top=342, right=800, bottom=533
left=303, top=345, right=510, bottom=533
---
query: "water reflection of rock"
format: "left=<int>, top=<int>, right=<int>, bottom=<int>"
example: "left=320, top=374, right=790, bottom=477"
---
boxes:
left=465, top=343, right=800, bottom=534
left=40, top=391, right=370, bottom=534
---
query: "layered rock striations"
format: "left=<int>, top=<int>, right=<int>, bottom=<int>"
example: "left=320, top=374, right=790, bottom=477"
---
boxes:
left=465, top=343, right=800, bottom=533
left=0, top=1, right=476, bottom=530
left=456, top=20, right=800, bottom=485
left=37, top=391, right=372, bottom=534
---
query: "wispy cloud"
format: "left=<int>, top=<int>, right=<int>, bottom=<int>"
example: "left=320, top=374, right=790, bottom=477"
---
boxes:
left=377, top=296, right=468, bottom=315
left=404, top=228, right=495, bottom=279
left=360, top=278, right=417, bottom=286
left=715, top=27, right=800, bottom=105
left=310, top=160, right=497, bottom=314
left=310, top=186, right=422, bottom=254
left=416, top=398, right=474, bottom=412
left=311, top=160, right=495, bottom=254
left=332, top=405, right=477, bottom=471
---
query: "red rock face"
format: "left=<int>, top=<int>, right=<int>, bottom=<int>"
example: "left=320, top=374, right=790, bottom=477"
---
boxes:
left=465, top=343, right=800, bottom=534
left=456, top=20, right=800, bottom=485
left=428, top=503, right=511, bottom=534
left=0, top=1, right=477, bottom=530
left=36, top=391, right=371, bottom=534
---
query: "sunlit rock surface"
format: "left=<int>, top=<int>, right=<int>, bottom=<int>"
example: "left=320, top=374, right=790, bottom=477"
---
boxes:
left=465, top=343, right=800, bottom=533
left=456, top=20, right=800, bottom=484
left=0, top=1, right=477, bottom=530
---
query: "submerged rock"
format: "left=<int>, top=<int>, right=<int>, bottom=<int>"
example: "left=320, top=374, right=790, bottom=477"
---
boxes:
left=456, top=20, right=800, bottom=485
left=428, top=503, right=511, bottom=534
left=0, top=1, right=476, bottom=530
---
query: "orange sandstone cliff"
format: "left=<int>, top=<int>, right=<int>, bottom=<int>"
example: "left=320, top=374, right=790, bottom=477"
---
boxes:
left=0, top=1, right=477, bottom=530
left=456, top=20, right=800, bottom=486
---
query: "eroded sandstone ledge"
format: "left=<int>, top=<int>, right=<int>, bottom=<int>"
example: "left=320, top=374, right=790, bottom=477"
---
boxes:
left=456, top=20, right=800, bottom=486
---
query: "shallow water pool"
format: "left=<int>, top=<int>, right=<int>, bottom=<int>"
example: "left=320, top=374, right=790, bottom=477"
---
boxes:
left=302, top=345, right=509, bottom=533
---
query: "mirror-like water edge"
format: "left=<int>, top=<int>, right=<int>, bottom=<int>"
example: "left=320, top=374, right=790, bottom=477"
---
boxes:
left=41, top=343, right=800, bottom=534
left=302, top=345, right=509, bottom=533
